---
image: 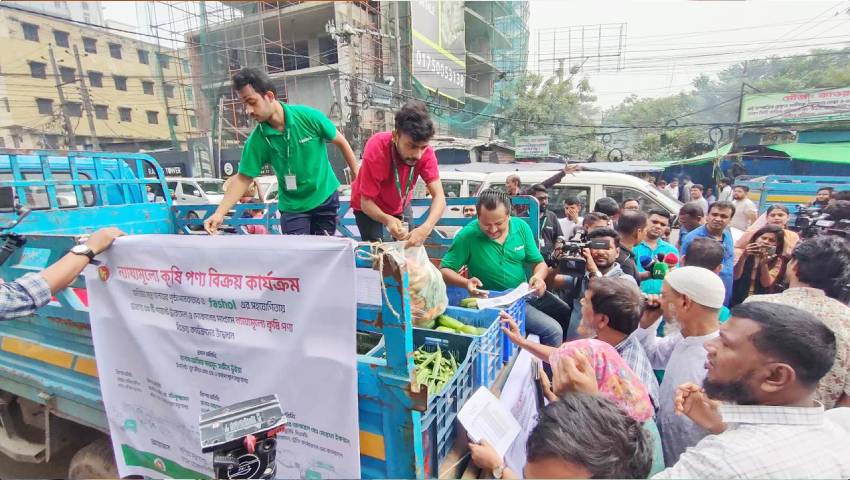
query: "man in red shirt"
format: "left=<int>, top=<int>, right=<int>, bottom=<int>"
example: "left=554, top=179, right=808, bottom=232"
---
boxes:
left=351, top=101, right=446, bottom=246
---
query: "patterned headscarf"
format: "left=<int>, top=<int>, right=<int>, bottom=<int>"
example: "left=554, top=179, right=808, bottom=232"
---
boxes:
left=550, top=338, right=653, bottom=422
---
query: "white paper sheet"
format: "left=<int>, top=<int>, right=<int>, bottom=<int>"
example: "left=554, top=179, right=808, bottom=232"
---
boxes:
left=356, top=268, right=382, bottom=306
left=458, top=387, right=521, bottom=458
left=475, top=283, right=533, bottom=310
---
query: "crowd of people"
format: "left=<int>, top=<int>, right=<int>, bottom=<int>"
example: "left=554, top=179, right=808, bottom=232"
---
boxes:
left=3, top=66, right=849, bottom=479
left=445, top=178, right=850, bottom=478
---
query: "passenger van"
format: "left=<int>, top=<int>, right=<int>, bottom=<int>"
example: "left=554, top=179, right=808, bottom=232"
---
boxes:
left=478, top=170, right=682, bottom=220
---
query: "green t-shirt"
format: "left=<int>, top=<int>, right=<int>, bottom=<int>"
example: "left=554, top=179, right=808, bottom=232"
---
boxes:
left=440, top=217, right=544, bottom=292
left=239, top=102, right=340, bottom=213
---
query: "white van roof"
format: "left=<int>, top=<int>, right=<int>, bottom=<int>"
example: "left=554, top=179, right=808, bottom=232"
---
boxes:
left=166, top=177, right=222, bottom=182
left=481, top=169, right=682, bottom=212
left=480, top=170, right=650, bottom=187
left=438, top=170, right=487, bottom=181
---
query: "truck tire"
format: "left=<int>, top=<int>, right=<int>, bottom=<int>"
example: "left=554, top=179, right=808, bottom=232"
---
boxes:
left=68, top=437, right=118, bottom=480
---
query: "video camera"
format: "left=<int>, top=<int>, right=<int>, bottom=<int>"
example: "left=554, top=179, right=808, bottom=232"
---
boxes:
left=792, top=204, right=850, bottom=239
left=547, top=232, right=611, bottom=278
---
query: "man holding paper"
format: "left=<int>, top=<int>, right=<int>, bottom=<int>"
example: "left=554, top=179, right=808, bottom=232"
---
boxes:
left=468, top=394, right=654, bottom=479
left=440, top=189, right=564, bottom=347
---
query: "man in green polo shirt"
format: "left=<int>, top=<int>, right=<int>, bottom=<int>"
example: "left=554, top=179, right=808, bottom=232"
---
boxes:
left=440, top=189, right=564, bottom=347
left=204, top=67, right=359, bottom=236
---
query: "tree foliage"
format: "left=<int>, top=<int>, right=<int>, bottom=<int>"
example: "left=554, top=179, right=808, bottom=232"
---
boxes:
left=604, top=48, right=850, bottom=161
left=497, top=72, right=602, bottom=160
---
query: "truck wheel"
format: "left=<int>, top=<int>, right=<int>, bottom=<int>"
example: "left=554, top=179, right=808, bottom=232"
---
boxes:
left=68, top=437, right=118, bottom=480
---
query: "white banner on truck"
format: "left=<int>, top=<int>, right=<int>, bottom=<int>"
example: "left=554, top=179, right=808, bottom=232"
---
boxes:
left=86, top=234, right=360, bottom=479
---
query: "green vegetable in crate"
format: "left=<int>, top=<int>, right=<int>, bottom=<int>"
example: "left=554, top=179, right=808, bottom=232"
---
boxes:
left=436, top=315, right=466, bottom=331
left=459, top=324, right=481, bottom=335
left=459, top=297, right=479, bottom=309
left=412, top=346, right=458, bottom=395
left=435, top=326, right=456, bottom=333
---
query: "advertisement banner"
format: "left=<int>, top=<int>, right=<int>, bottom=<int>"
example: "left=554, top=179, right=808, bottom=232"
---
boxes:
left=86, top=235, right=360, bottom=479
left=411, top=0, right=466, bottom=102
left=515, top=136, right=551, bottom=158
left=740, top=87, right=850, bottom=124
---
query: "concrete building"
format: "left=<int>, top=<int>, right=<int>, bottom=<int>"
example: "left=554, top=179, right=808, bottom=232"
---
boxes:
left=0, top=4, right=196, bottom=151
left=180, top=1, right=528, bottom=174
left=4, top=1, right=105, bottom=26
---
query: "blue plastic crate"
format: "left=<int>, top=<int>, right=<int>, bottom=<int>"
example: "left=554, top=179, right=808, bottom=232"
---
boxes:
left=446, top=286, right=527, bottom=363
left=415, top=306, right=501, bottom=389
left=414, top=329, right=475, bottom=476
left=366, top=329, right=474, bottom=476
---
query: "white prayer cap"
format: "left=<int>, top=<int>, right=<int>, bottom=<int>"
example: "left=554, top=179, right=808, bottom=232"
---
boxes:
left=664, top=266, right=726, bottom=309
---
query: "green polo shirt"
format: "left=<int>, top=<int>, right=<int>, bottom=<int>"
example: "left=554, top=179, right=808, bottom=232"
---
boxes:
left=239, top=102, right=340, bottom=213
left=441, top=217, right=544, bottom=291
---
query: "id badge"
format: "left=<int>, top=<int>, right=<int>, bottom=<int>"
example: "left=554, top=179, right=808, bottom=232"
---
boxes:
left=284, top=175, right=297, bottom=191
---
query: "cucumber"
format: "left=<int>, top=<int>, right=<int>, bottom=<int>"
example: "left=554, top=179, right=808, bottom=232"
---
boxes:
left=436, top=315, right=467, bottom=331
left=459, top=298, right=479, bottom=309
left=459, top=325, right=479, bottom=335
left=435, top=326, right=456, bottom=333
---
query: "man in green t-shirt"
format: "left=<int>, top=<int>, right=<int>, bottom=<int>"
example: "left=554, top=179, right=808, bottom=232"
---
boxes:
left=439, top=189, right=564, bottom=347
left=204, top=68, right=359, bottom=236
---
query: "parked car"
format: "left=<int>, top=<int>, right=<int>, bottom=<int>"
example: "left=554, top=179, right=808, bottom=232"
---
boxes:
left=477, top=170, right=682, bottom=220
left=166, top=177, right=225, bottom=224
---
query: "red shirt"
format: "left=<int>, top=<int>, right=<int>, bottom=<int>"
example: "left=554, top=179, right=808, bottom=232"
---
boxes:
left=351, top=131, right=440, bottom=215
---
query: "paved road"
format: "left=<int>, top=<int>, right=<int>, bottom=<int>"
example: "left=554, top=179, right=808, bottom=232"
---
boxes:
left=0, top=443, right=78, bottom=478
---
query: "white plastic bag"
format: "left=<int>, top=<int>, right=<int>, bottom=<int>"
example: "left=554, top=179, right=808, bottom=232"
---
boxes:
left=394, top=244, right=448, bottom=327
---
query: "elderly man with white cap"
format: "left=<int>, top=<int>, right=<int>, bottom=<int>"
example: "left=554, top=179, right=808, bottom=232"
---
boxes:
left=635, top=266, right=725, bottom=467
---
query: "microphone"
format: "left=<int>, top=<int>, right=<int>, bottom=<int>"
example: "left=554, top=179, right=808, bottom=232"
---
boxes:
left=651, top=252, right=676, bottom=280
left=639, top=255, right=654, bottom=269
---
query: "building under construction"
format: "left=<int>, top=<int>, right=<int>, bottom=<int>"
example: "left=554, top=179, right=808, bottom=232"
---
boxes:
left=145, top=0, right=529, bottom=176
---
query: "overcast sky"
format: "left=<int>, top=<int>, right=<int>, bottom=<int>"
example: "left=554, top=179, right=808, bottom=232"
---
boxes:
left=528, top=0, right=850, bottom=106
left=102, top=0, right=850, bottom=107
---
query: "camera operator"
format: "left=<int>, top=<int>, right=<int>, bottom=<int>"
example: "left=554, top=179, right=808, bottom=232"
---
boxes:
left=812, top=186, right=834, bottom=208
left=615, top=211, right=646, bottom=285
left=794, top=199, right=850, bottom=239
left=548, top=228, right=637, bottom=340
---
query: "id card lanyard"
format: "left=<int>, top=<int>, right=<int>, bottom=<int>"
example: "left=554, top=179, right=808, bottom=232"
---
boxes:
left=393, top=159, right=416, bottom=206
left=263, top=129, right=296, bottom=191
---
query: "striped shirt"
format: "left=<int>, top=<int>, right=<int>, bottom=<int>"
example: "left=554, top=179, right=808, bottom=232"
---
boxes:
left=0, top=273, right=52, bottom=320
left=616, top=333, right=661, bottom=411
left=655, top=403, right=850, bottom=479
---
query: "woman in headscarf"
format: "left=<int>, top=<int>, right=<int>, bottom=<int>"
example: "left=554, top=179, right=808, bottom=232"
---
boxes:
left=731, top=224, right=786, bottom=306
left=469, top=335, right=665, bottom=477
left=547, top=339, right=653, bottom=422
left=734, top=204, right=799, bottom=261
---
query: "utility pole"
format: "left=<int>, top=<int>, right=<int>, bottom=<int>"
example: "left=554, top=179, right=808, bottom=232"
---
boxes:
left=48, top=44, right=75, bottom=149
left=731, top=60, right=749, bottom=150
left=394, top=0, right=403, bottom=106
left=72, top=44, right=100, bottom=150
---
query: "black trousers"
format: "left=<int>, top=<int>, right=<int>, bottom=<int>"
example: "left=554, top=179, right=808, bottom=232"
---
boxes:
left=354, top=210, right=402, bottom=242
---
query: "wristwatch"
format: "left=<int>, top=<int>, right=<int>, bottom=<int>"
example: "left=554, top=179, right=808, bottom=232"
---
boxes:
left=493, top=463, right=505, bottom=479
left=592, top=270, right=603, bottom=278
left=70, top=244, right=96, bottom=261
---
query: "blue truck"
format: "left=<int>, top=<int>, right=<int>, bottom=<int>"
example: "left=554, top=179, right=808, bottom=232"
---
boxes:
left=0, top=149, right=537, bottom=478
left=735, top=175, right=850, bottom=217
